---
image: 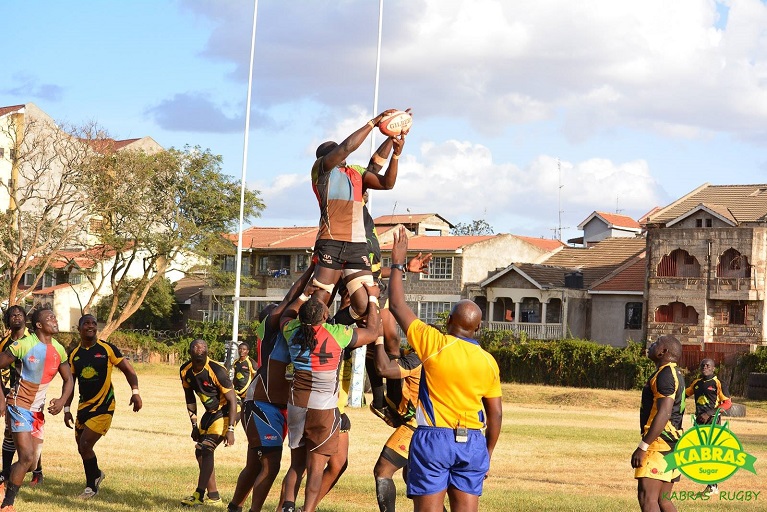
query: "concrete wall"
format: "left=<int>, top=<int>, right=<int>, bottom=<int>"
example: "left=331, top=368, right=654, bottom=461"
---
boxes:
left=590, top=294, right=644, bottom=346
left=461, top=234, right=551, bottom=285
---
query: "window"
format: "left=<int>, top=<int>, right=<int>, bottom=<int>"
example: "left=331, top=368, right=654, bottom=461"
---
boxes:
left=730, top=303, right=747, bottom=325
left=418, top=301, right=453, bottom=325
left=296, top=254, right=310, bottom=271
left=221, top=255, right=235, bottom=272
left=9, top=149, right=15, bottom=160
left=625, top=302, right=643, bottom=330
left=422, top=257, right=453, bottom=280
left=258, top=256, right=269, bottom=274
left=705, top=218, right=713, bottom=227
left=42, top=273, right=55, bottom=289
left=0, top=148, right=4, bottom=158
left=241, top=257, right=251, bottom=276
left=68, top=273, right=82, bottom=285
left=23, top=271, right=36, bottom=287
left=696, top=219, right=703, bottom=227
left=89, top=218, right=103, bottom=233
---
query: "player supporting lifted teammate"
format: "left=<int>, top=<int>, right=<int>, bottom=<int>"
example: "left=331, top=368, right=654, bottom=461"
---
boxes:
left=685, top=357, right=731, bottom=495
left=310, top=110, right=405, bottom=322
left=0, top=308, right=73, bottom=512
left=180, top=339, right=238, bottom=507
left=372, top=335, right=430, bottom=512
left=631, top=335, right=685, bottom=512
left=227, top=264, right=315, bottom=512
left=0, top=307, right=30, bottom=491
left=387, top=227, right=503, bottom=512
left=64, top=314, right=142, bottom=499
left=279, top=282, right=382, bottom=512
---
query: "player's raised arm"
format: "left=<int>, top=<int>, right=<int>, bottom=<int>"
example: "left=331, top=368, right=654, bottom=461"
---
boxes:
left=387, top=227, right=418, bottom=334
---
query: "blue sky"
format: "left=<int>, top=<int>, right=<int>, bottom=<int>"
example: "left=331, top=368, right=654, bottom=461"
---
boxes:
left=4, top=0, right=767, bottom=242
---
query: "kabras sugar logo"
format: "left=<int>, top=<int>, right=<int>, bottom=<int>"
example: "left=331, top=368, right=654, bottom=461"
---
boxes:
left=664, top=410, right=757, bottom=484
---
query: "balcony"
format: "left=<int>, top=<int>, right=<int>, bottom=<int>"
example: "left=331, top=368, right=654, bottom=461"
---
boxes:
left=481, top=321, right=564, bottom=340
left=708, top=277, right=760, bottom=301
left=648, top=276, right=706, bottom=292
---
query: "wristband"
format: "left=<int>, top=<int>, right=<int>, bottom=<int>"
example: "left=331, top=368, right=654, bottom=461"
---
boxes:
left=298, top=293, right=310, bottom=302
left=132, top=389, right=140, bottom=395
left=369, top=296, right=379, bottom=305
left=228, top=425, right=236, bottom=432
left=192, top=423, right=198, bottom=429
left=367, top=120, right=375, bottom=128
left=390, top=263, right=406, bottom=272
left=637, top=441, right=650, bottom=451
left=375, top=336, right=385, bottom=346
left=392, top=154, right=400, bottom=160
left=63, top=406, right=70, bottom=413
left=372, top=153, right=387, bottom=167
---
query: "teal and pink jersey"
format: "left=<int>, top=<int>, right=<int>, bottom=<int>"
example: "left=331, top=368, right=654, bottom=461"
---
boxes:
left=281, top=318, right=356, bottom=410
left=6, top=334, right=68, bottom=412
left=311, top=161, right=367, bottom=243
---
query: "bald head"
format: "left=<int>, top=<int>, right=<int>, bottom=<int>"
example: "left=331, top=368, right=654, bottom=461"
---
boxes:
left=656, top=335, right=682, bottom=362
left=446, top=300, right=483, bottom=338
left=316, top=141, right=338, bottom=159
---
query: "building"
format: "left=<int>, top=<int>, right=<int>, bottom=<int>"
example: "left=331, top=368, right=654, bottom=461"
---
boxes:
left=200, top=217, right=564, bottom=325
left=644, top=183, right=767, bottom=363
left=480, top=236, right=647, bottom=344
left=570, top=211, right=643, bottom=246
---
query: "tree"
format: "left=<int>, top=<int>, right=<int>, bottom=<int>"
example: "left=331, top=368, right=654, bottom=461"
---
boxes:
left=73, top=145, right=264, bottom=338
left=450, top=219, right=495, bottom=236
left=96, top=278, right=180, bottom=331
left=0, top=106, right=94, bottom=306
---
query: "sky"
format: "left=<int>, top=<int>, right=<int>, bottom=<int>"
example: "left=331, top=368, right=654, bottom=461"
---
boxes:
left=3, top=0, right=767, bottom=243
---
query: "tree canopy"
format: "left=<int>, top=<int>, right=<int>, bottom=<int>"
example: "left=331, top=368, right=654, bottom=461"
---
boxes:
left=450, top=219, right=495, bottom=236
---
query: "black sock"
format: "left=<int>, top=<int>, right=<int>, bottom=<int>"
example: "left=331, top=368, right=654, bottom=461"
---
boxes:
left=195, top=487, right=205, bottom=499
left=207, top=490, right=220, bottom=500
left=386, top=377, right=402, bottom=407
left=1, top=438, right=14, bottom=480
left=2, top=482, right=19, bottom=506
left=35, top=455, right=42, bottom=473
left=83, top=456, right=99, bottom=489
left=282, top=501, right=296, bottom=512
left=375, top=478, right=396, bottom=512
left=227, top=503, right=242, bottom=512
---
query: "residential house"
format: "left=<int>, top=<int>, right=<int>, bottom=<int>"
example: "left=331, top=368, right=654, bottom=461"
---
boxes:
left=201, top=218, right=563, bottom=325
left=569, top=211, right=643, bottom=246
left=480, top=236, right=647, bottom=344
left=644, top=183, right=767, bottom=364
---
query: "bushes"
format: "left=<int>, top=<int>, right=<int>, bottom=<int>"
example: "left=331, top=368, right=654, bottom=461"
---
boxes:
left=481, top=333, right=655, bottom=390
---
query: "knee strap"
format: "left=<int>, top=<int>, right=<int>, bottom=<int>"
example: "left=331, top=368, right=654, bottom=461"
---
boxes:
left=344, top=272, right=374, bottom=296
left=312, top=278, right=335, bottom=294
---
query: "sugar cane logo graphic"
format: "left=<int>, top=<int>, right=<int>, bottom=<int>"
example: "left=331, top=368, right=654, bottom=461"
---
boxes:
left=664, top=411, right=757, bottom=484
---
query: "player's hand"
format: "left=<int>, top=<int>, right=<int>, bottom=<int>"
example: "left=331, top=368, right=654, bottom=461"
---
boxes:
left=48, top=397, right=66, bottom=415
left=129, top=393, right=143, bottom=412
left=391, top=132, right=405, bottom=156
left=375, top=109, right=397, bottom=124
left=225, top=430, right=235, bottom=447
left=64, top=411, right=74, bottom=429
left=363, top=281, right=380, bottom=300
left=391, top=226, right=409, bottom=265
left=302, top=282, right=318, bottom=298
left=191, top=425, right=201, bottom=442
left=631, top=447, right=647, bottom=469
left=407, top=253, right=432, bottom=274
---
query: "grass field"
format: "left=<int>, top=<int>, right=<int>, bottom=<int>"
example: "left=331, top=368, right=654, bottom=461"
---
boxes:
left=11, top=364, right=767, bottom=512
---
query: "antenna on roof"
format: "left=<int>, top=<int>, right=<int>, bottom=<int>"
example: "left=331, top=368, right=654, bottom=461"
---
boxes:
left=555, top=158, right=569, bottom=240
left=616, top=195, right=624, bottom=214
left=391, top=201, right=397, bottom=218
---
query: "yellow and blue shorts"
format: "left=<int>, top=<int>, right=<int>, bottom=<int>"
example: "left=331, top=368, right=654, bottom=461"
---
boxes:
left=407, top=426, right=489, bottom=497
left=381, top=423, right=415, bottom=469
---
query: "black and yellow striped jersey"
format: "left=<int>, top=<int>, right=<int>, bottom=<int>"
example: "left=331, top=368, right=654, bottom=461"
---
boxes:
left=640, top=362, right=685, bottom=447
left=0, top=329, right=28, bottom=394
left=233, top=356, right=256, bottom=398
left=180, top=357, right=233, bottom=415
left=70, top=339, right=124, bottom=416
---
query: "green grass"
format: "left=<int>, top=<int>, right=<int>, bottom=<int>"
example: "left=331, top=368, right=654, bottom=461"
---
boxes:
left=7, top=365, right=766, bottom=511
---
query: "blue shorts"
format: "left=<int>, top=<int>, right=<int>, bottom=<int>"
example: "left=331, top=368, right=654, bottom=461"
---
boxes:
left=242, top=400, right=287, bottom=449
left=7, top=406, right=45, bottom=440
left=407, top=426, right=489, bottom=497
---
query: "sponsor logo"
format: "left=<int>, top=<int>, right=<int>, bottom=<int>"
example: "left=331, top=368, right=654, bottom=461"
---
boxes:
left=27, top=355, right=38, bottom=364
left=664, top=411, right=757, bottom=485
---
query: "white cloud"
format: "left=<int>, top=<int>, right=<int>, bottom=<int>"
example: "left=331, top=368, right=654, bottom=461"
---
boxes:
left=253, top=135, right=665, bottom=238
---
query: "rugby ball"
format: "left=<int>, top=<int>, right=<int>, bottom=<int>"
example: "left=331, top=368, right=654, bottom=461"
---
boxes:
left=378, top=110, right=413, bottom=137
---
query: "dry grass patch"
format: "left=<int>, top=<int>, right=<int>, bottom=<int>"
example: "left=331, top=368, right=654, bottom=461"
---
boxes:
left=7, top=369, right=766, bottom=511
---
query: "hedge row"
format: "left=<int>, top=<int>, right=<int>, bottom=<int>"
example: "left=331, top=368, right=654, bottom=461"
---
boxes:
left=481, top=333, right=656, bottom=390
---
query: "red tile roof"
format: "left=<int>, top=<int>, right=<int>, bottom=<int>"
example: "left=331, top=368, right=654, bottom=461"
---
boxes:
left=226, top=227, right=316, bottom=249
left=80, top=138, right=143, bottom=154
left=590, top=254, right=646, bottom=292
left=50, top=245, right=126, bottom=270
left=380, top=235, right=494, bottom=251
left=374, top=214, right=440, bottom=225
left=596, top=212, right=640, bottom=228
left=514, top=235, right=565, bottom=252
left=0, top=105, right=24, bottom=117
left=32, top=283, right=72, bottom=295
